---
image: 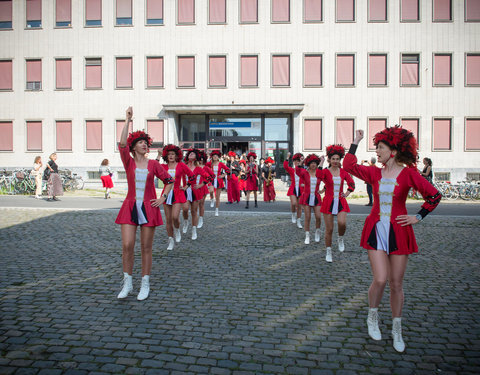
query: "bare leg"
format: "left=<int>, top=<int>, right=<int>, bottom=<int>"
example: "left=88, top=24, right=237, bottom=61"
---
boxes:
left=215, top=189, right=222, bottom=208
left=323, top=213, right=334, bottom=247
left=289, top=195, right=297, bottom=213
left=182, top=201, right=189, bottom=221
left=388, top=255, right=409, bottom=317
left=191, top=201, right=199, bottom=226
left=367, top=250, right=389, bottom=308
left=121, top=224, right=137, bottom=274
left=199, top=197, right=205, bottom=217
left=296, top=199, right=303, bottom=220
left=163, top=204, right=173, bottom=237
left=337, top=211, right=347, bottom=236
left=303, top=205, right=311, bottom=232
left=140, top=226, right=155, bottom=276
left=172, top=203, right=182, bottom=229
left=314, top=206, right=322, bottom=229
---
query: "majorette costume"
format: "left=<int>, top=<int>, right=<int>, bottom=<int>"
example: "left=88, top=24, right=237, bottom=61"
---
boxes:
left=238, top=160, right=247, bottom=193
left=245, top=152, right=259, bottom=191
left=283, top=153, right=304, bottom=198
left=205, top=150, right=230, bottom=190
left=295, top=154, right=324, bottom=207
left=226, top=151, right=241, bottom=203
left=262, top=157, right=276, bottom=202
left=183, top=149, right=215, bottom=202
left=344, top=126, right=441, bottom=255
left=199, top=151, right=215, bottom=198
left=320, top=145, right=355, bottom=215
left=160, top=144, right=196, bottom=205
left=115, top=131, right=174, bottom=227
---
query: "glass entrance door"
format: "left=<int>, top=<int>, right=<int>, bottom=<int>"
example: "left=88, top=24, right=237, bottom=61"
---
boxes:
left=265, top=142, right=289, bottom=175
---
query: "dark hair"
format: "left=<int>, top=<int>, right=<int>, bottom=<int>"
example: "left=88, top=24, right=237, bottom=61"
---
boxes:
left=423, top=157, right=432, bottom=166
left=378, top=140, right=417, bottom=167
left=101, top=159, right=109, bottom=166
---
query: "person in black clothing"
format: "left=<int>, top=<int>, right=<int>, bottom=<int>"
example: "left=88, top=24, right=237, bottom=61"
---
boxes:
left=44, top=153, right=64, bottom=201
left=362, top=157, right=376, bottom=206
left=420, top=158, right=433, bottom=183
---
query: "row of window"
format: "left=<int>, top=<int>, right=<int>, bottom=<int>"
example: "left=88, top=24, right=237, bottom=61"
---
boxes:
left=1, top=117, right=479, bottom=152
left=1, top=53, right=479, bottom=91
left=1, top=0, right=480, bottom=30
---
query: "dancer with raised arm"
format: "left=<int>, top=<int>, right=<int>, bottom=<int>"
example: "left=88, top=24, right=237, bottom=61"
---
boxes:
left=344, top=127, right=441, bottom=352
left=116, top=107, right=174, bottom=301
left=206, top=150, right=230, bottom=216
left=284, top=152, right=304, bottom=228
left=244, top=152, right=259, bottom=209
left=321, top=145, right=355, bottom=262
left=155, top=144, right=195, bottom=250
left=295, top=154, right=325, bottom=244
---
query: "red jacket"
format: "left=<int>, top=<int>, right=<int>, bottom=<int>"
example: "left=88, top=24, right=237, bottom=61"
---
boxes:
left=295, top=166, right=323, bottom=206
left=160, top=162, right=195, bottom=204
left=320, top=168, right=355, bottom=214
left=283, top=160, right=304, bottom=196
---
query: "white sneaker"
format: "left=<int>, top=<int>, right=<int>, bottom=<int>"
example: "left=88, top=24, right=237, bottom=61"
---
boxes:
left=182, top=220, right=188, bottom=234
left=137, top=275, right=150, bottom=301
left=167, top=237, right=174, bottom=250
left=198, top=216, right=204, bottom=229
left=297, top=220, right=303, bottom=229
left=367, top=308, right=382, bottom=341
left=210, top=200, right=215, bottom=208
left=304, top=232, right=310, bottom=244
left=117, top=273, right=133, bottom=299
left=338, top=236, right=345, bottom=252
left=215, top=208, right=219, bottom=217
left=315, top=229, right=321, bottom=242
left=325, top=247, right=333, bottom=262
left=174, top=228, right=181, bottom=243
left=392, top=318, right=405, bottom=352
left=191, top=226, right=197, bottom=240
left=291, top=213, right=296, bottom=223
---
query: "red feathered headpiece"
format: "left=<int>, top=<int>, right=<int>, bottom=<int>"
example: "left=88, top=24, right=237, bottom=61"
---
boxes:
left=127, top=131, right=152, bottom=151
left=228, top=151, right=236, bottom=158
left=247, top=152, right=257, bottom=160
left=198, top=150, right=208, bottom=163
left=292, top=153, right=304, bottom=161
left=239, top=159, right=246, bottom=164
left=184, top=148, right=201, bottom=163
left=305, top=154, right=321, bottom=166
left=210, top=149, right=222, bottom=158
left=162, top=144, right=182, bottom=162
left=326, top=144, right=345, bottom=159
left=374, top=125, right=418, bottom=166
left=265, top=157, right=275, bottom=164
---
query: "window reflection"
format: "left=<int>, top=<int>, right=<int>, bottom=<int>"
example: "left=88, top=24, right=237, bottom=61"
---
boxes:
left=209, top=115, right=261, bottom=137
left=265, top=116, right=289, bottom=141
left=180, top=115, right=206, bottom=141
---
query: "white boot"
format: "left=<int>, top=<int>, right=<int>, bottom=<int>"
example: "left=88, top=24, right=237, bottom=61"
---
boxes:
left=338, top=236, right=345, bottom=252
left=296, top=219, right=303, bottom=229
left=182, top=220, right=188, bottom=234
left=291, top=213, right=296, bottom=223
left=192, top=226, right=197, bottom=240
left=315, top=228, right=321, bottom=242
left=392, top=317, right=405, bottom=352
left=367, top=308, right=382, bottom=341
left=215, top=208, right=219, bottom=217
left=304, top=232, right=310, bottom=244
left=198, top=216, right=204, bottom=228
left=117, top=272, right=133, bottom=299
left=325, top=247, right=333, bottom=262
left=174, top=228, right=181, bottom=243
left=137, top=275, right=150, bottom=301
left=210, top=199, right=214, bottom=208
left=167, top=237, right=174, bottom=251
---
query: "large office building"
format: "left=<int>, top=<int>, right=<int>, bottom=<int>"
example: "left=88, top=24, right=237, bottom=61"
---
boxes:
left=0, top=0, right=479, bottom=183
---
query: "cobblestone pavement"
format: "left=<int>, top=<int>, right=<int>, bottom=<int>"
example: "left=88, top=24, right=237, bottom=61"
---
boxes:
left=0, top=208, right=479, bottom=375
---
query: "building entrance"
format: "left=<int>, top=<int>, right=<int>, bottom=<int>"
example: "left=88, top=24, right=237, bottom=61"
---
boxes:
left=224, top=142, right=249, bottom=157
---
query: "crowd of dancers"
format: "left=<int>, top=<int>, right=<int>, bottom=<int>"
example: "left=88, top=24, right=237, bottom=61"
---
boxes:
left=115, top=107, right=441, bottom=354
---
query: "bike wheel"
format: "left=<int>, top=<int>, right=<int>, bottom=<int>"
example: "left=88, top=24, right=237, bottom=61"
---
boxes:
left=76, top=177, right=84, bottom=190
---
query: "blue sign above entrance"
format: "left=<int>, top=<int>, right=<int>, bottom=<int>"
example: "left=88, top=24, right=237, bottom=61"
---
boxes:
left=209, top=122, right=252, bottom=128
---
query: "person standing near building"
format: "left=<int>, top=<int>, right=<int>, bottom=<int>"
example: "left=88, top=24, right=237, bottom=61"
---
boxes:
left=284, top=152, right=304, bottom=228
left=420, top=157, right=433, bottom=183
left=257, top=158, right=265, bottom=194
left=362, top=157, right=376, bottom=206
left=206, top=150, right=230, bottom=216
left=262, top=157, right=276, bottom=202
left=295, top=154, right=325, bottom=245
left=344, top=127, right=441, bottom=352
left=31, top=156, right=44, bottom=199
left=320, top=145, right=355, bottom=262
left=99, top=159, right=114, bottom=199
left=44, top=153, right=63, bottom=201
left=226, top=151, right=241, bottom=204
left=196, top=150, right=215, bottom=229
left=115, top=107, right=174, bottom=301
left=245, top=152, right=259, bottom=208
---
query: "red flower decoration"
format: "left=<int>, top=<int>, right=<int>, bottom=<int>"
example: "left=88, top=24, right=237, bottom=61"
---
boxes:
left=184, top=148, right=201, bottom=163
left=326, top=144, right=345, bottom=159
left=374, top=125, right=418, bottom=166
left=305, top=153, right=321, bottom=166
left=162, top=144, right=182, bottom=162
left=247, top=152, right=257, bottom=160
left=292, top=153, right=304, bottom=161
left=228, top=151, right=237, bottom=158
left=127, top=131, right=152, bottom=151
left=210, top=149, right=222, bottom=158
left=265, top=157, right=275, bottom=164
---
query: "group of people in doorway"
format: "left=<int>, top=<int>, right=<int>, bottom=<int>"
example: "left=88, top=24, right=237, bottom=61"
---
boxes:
left=115, top=107, right=441, bottom=354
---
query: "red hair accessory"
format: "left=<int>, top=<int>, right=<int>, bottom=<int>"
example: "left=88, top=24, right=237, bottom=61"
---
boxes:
left=247, top=152, right=257, bottom=160
left=210, top=149, right=222, bottom=158
left=184, top=148, right=200, bottom=163
left=292, top=153, right=304, bottom=161
left=374, top=125, right=418, bottom=166
left=198, top=150, right=208, bottom=163
left=162, top=144, right=182, bottom=162
left=265, top=157, right=275, bottom=164
left=127, top=131, right=152, bottom=151
left=228, top=151, right=237, bottom=158
left=239, top=159, right=246, bottom=164
left=305, top=154, right=321, bottom=166
left=326, top=144, right=345, bottom=159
